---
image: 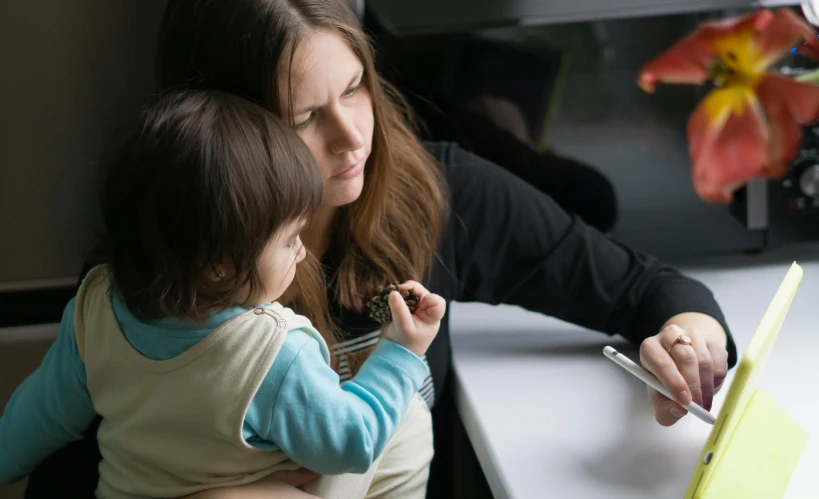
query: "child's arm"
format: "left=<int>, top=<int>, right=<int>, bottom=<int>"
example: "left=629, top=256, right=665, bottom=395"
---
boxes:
left=243, top=284, right=444, bottom=475
left=0, top=298, right=97, bottom=484
left=247, top=332, right=430, bottom=476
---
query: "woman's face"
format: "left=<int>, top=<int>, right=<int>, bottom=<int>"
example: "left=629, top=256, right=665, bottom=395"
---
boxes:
left=279, top=30, right=375, bottom=208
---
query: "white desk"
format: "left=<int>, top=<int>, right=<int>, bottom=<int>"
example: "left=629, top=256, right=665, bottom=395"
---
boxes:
left=450, top=249, right=819, bottom=499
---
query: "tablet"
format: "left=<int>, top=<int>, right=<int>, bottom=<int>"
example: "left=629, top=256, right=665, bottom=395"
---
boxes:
left=685, top=262, right=805, bottom=498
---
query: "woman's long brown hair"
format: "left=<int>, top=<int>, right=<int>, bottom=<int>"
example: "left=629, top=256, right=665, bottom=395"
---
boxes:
left=157, top=0, right=449, bottom=349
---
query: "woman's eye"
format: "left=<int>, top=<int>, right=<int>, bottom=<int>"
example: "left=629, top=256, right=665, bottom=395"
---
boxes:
left=343, top=86, right=359, bottom=97
left=294, top=113, right=314, bottom=130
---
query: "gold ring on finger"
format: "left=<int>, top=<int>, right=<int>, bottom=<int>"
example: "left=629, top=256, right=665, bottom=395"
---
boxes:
left=667, top=334, right=692, bottom=356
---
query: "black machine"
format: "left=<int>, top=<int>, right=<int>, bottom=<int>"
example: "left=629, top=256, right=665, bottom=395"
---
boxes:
left=731, top=121, right=819, bottom=249
left=730, top=47, right=819, bottom=251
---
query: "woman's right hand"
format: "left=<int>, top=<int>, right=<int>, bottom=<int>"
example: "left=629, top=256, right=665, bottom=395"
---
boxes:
left=180, top=469, right=320, bottom=499
left=383, top=281, right=446, bottom=357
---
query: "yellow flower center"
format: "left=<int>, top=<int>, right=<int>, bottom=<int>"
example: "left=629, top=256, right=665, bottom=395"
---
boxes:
left=708, top=28, right=765, bottom=89
left=703, top=85, right=759, bottom=122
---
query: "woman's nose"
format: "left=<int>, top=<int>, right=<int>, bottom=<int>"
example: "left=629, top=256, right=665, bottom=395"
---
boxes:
left=329, top=110, right=364, bottom=155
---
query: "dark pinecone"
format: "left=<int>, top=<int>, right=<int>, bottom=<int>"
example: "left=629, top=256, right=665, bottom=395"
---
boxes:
left=366, top=282, right=419, bottom=324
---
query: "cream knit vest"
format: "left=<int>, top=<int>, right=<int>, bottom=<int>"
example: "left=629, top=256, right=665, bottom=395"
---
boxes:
left=74, top=265, right=329, bottom=498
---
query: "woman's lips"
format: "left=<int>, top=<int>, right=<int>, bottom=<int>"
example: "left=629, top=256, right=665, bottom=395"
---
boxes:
left=331, top=158, right=365, bottom=180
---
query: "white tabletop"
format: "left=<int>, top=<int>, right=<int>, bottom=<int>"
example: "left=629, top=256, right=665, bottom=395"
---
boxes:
left=450, top=248, right=819, bottom=499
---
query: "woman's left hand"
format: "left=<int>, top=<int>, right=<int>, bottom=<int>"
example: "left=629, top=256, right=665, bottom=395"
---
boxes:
left=639, top=312, right=730, bottom=426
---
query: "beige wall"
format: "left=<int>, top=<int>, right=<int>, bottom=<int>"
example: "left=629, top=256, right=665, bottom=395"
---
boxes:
left=0, top=1, right=168, bottom=286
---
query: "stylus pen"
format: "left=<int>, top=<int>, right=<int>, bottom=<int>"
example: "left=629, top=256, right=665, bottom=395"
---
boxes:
left=603, top=346, right=716, bottom=425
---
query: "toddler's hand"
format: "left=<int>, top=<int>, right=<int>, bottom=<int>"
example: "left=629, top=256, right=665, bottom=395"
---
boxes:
left=383, top=281, right=446, bottom=357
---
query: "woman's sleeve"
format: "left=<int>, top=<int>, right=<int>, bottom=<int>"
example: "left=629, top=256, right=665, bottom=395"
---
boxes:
left=437, top=142, right=737, bottom=367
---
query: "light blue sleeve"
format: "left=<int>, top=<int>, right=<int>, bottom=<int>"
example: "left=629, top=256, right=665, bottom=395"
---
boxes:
left=245, top=332, right=430, bottom=474
left=0, top=298, right=97, bottom=485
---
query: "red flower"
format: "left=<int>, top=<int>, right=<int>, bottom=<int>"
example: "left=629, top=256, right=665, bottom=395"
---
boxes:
left=638, top=9, right=819, bottom=203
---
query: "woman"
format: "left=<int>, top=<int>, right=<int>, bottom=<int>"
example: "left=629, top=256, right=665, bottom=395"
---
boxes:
left=25, top=1, right=736, bottom=497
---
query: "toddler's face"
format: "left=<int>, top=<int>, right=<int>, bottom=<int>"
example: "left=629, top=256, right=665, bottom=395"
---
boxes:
left=252, top=219, right=307, bottom=305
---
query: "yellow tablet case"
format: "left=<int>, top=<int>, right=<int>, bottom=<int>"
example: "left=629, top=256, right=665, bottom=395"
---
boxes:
left=685, top=262, right=808, bottom=499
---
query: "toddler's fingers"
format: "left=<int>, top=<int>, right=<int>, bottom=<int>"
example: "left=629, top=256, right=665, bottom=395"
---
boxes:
left=417, top=294, right=446, bottom=323
left=388, top=291, right=414, bottom=331
left=398, top=280, right=429, bottom=301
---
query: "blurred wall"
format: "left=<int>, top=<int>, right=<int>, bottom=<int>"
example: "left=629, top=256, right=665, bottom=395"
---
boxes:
left=0, top=1, right=168, bottom=287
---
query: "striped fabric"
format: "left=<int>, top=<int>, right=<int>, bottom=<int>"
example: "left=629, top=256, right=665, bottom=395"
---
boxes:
left=331, top=330, right=435, bottom=408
